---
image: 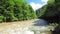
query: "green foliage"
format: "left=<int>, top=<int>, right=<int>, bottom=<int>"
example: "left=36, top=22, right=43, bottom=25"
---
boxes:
left=0, top=0, right=37, bottom=22
left=48, top=0, right=55, bottom=4
left=43, top=0, right=60, bottom=17
left=36, top=0, right=60, bottom=17
left=36, top=0, right=60, bottom=23
left=29, top=5, right=37, bottom=19
left=36, top=5, right=47, bottom=17
left=0, top=15, right=4, bottom=22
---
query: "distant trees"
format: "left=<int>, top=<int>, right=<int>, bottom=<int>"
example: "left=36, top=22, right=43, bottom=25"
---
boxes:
left=36, top=0, right=60, bottom=23
left=36, top=5, right=47, bottom=18
left=0, top=0, right=37, bottom=22
left=36, top=0, right=56, bottom=18
left=43, top=0, right=56, bottom=17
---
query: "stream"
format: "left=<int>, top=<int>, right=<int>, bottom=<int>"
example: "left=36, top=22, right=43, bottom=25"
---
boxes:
left=30, top=19, right=57, bottom=34
left=0, top=19, right=58, bottom=34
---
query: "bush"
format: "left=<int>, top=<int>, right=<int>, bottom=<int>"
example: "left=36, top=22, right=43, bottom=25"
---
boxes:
left=0, top=15, right=4, bottom=22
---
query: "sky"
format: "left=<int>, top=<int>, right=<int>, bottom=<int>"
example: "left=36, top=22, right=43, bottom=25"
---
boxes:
left=27, top=0, right=48, bottom=10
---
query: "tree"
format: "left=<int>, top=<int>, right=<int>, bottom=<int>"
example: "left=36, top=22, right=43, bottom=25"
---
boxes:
left=0, top=0, right=37, bottom=22
left=36, top=0, right=60, bottom=23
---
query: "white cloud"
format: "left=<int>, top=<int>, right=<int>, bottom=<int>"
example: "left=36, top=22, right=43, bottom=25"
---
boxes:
left=42, top=0, right=48, bottom=2
left=30, top=2, right=43, bottom=11
left=30, top=0, right=48, bottom=11
left=41, top=0, right=48, bottom=4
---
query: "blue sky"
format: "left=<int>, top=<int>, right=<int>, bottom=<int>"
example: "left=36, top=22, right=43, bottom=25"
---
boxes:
left=27, top=0, right=45, bottom=4
left=27, top=0, right=48, bottom=10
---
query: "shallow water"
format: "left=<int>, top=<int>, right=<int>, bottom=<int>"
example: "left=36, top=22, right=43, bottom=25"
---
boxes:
left=30, top=19, right=57, bottom=34
left=0, top=19, right=57, bottom=34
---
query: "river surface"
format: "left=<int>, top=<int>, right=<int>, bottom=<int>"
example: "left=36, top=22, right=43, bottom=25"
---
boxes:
left=30, top=19, right=57, bottom=34
left=0, top=19, right=57, bottom=34
left=34, top=19, right=48, bottom=26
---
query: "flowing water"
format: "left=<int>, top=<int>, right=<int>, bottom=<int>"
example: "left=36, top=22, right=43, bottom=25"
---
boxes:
left=30, top=19, right=58, bottom=34
left=0, top=19, right=58, bottom=34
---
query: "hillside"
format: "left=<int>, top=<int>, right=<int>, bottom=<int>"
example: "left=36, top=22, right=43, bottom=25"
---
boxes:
left=36, top=0, right=60, bottom=23
left=0, top=0, right=37, bottom=22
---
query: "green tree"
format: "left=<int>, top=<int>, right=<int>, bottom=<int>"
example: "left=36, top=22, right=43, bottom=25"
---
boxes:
left=0, top=0, right=37, bottom=22
left=36, top=0, right=60, bottom=23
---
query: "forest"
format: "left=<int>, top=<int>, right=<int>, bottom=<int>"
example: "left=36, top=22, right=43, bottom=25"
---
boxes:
left=0, top=0, right=60, bottom=24
left=0, top=0, right=37, bottom=22
left=36, top=0, right=60, bottom=24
